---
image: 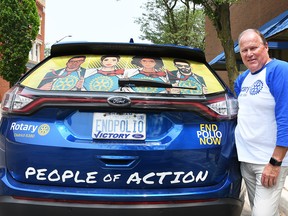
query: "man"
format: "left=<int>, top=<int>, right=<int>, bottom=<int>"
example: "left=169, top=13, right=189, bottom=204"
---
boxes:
left=168, top=59, right=207, bottom=94
left=234, top=29, right=288, bottom=216
left=38, top=56, right=86, bottom=90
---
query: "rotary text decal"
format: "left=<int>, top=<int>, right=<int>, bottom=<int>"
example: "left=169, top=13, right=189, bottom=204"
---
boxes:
left=10, top=122, right=50, bottom=138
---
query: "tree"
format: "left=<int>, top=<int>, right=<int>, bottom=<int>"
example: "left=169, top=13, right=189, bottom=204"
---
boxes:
left=135, top=0, right=205, bottom=50
left=0, top=0, right=40, bottom=85
left=136, top=0, right=240, bottom=89
left=192, top=0, right=240, bottom=89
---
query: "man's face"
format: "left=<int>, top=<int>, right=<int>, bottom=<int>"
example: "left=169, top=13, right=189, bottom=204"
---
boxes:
left=239, top=32, right=269, bottom=73
left=66, top=57, right=85, bottom=71
left=174, top=62, right=191, bottom=75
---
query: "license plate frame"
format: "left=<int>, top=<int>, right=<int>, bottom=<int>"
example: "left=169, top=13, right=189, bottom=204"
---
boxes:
left=92, top=112, right=146, bottom=140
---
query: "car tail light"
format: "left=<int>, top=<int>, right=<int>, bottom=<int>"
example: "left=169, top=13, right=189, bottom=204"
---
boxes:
left=207, top=94, right=238, bottom=119
left=1, top=86, right=34, bottom=112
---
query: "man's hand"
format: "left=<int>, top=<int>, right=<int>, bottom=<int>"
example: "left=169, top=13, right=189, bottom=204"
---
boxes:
left=75, top=76, right=84, bottom=90
left=261, top=163, right=280, bottom=188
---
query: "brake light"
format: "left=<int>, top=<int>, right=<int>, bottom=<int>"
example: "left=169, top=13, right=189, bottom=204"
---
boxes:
left=207, top=94, right=238, bottom=118
left=1, top=87, right=33, bottom=112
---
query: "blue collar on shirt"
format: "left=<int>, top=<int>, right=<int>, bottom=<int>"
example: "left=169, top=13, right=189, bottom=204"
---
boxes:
left=250, top=58, right=274, bottom=75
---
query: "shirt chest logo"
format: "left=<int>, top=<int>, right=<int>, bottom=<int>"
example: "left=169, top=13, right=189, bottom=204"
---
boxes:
left=249, top=80, right=263, bottom=95
left=240, top=79, right=263, bottom=96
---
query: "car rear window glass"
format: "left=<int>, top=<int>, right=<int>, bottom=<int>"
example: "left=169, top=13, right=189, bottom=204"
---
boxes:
left=21, top=55, right=224, bottom=95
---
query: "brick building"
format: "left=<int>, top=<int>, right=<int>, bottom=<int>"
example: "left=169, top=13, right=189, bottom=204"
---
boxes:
left=0, top=0, right=46, bottom=100
left=205, top=0, right=288, bottom=85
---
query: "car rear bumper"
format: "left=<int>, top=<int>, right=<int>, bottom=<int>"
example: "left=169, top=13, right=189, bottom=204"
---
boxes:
left=0, top=196, right=243, bottom=216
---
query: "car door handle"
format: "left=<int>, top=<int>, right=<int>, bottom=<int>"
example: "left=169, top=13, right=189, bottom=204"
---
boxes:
left=95, top=155, right=139, bottom=168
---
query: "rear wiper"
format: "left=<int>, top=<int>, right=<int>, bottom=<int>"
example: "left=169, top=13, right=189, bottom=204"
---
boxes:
left=118, top=78, right=197, bottom=90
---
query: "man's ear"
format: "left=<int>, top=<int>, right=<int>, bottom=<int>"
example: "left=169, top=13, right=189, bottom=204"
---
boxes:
left=265, top=42, right=269, bottom=50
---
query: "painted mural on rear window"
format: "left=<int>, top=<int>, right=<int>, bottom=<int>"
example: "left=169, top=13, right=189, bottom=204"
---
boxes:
left=21, top=55, right=224, bottom=95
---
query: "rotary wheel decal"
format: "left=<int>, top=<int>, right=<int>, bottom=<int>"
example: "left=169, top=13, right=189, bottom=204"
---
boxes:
left=38, top=124, right=50, bottom=136
left=89, top=76, right=114, bottom=91
left=52, top=76, right=78, bottom=90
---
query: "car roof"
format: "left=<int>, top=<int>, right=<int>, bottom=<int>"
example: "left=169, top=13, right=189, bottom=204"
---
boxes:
left=50, top=42, right=206, bottom=63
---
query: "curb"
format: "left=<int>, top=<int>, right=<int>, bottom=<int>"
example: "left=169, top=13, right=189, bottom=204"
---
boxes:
left=280, top=177, right=288, bottom=216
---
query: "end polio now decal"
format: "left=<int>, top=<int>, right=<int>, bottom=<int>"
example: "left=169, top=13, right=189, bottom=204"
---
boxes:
left=92, top=113, right=146, bottom=140
left=196, top=124, right=222, bottom=145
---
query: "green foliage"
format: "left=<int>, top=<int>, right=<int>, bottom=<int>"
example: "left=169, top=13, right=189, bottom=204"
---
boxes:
left=0, top=0, right=40, bottom=85
left=135, top=0, right=242, bottom=89
left=190, top=0, right=241, bottom=89
left=135, top=0, right=205, bottom=50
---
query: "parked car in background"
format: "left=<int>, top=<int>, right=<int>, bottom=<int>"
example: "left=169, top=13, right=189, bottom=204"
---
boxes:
left=0, top=42, right=244, bottom=216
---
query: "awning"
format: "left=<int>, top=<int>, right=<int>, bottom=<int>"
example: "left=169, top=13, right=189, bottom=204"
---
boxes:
left=209, top=10, right=288, bottom=66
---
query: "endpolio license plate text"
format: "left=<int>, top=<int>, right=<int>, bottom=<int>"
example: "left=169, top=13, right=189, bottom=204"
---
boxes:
left=92, top=113, right=146, bottom=140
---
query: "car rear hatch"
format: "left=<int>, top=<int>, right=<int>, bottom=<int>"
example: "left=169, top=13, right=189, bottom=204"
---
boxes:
left=1, top=42, right=239, bottom=200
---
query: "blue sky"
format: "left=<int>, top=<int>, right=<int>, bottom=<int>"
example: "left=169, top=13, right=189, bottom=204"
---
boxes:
left=45, top=0, right=149, bottom=45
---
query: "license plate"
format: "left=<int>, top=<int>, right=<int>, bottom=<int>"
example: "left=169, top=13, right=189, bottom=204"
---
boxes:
left=92, top=113, right=146, bottom=140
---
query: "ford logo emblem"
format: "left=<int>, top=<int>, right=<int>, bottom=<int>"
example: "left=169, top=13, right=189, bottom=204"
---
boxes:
left=107, top=96, right=131, bottom=107
left=132, top=134, right=144, bottom=139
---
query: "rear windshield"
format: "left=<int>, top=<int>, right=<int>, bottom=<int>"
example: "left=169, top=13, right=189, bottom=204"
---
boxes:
left=21, top=55, right=224, bottom=95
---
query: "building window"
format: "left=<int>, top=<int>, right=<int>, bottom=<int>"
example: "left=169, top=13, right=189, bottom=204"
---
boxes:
left=35, top=44, right=39, bottom=62
left=29, top=42, right=41, bottom=63
left=38, top=15, right=42, bottom=35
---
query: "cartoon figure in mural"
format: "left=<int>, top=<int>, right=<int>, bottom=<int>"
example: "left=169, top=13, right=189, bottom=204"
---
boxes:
left=84, top=55, right=124, bottom=92
left=38, top=56, right=86, bottom=91
left=167, top=59, right=207, bottom=94
left=125, top=56, right=168, bottom=93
